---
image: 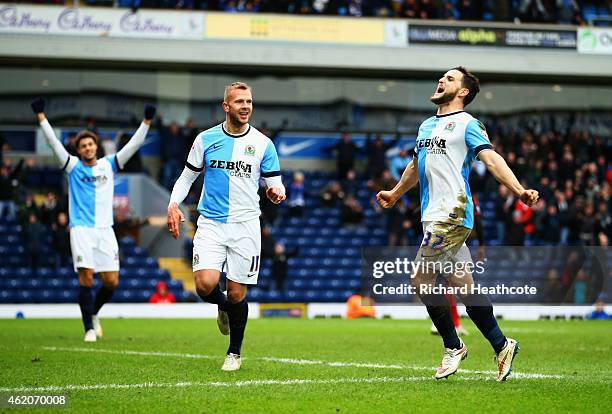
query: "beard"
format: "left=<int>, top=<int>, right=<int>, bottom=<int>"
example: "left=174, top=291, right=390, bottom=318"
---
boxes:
left=430, top=89, right=458, bottom=105
left=228, top=110, right=250, bottom=126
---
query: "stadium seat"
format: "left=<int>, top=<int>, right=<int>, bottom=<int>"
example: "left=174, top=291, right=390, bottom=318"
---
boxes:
left=152, top=268, right=170, bottom=279
left=57, top=267, right=73, bottom=277
left=0, top=290, right=11, bottom=302
left=116, top=290, right=133, bottom=303
left=248, top=288, right=263, bottom=301
left=125, top=278, right=144, bottom=289
left=36, top=268, right=54, bottom=277
left=167, top=280, right=183, bottom=290
left=119, top=237, right=136, bottom=247
left=17, top=291, right=33, bottom=302
left=59, top=290, right=75, bottom=302
left=7, top=279, right=23, bottom=289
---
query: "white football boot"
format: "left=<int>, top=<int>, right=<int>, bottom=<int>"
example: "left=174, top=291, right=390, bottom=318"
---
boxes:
left=221, top=353, right=241, bottom=371
left=434, top=340, right=468, bottom=379
left=495, top=338, right=519, bottom=382
left=84, top=329, right=97, bottom=342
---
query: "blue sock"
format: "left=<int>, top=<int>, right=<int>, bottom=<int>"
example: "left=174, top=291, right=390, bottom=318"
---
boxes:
left=198, top=284, right=228, bottom=311
left=465, top=301, right=507, bottom=354
left=227, top=300, right=249, bottom=355
left=422, top=293, right=461, bottom=349
left=94, top=286, right=115, bottom=315
left=78, top=285, right=94, bottom=332
left=427, top=305, right=461, bottom=349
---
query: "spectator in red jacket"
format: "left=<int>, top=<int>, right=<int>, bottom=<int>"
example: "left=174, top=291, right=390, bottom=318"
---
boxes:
left=149, top=281, right=176, bottom=304
left=509, top=198, right=535, bottom=245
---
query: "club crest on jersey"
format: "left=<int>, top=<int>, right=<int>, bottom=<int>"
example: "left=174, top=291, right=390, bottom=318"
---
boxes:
left=244, top=145, right=256, bottom=156
left=444, top=122, right=456, bottom=132
left=193, top=254, right=199, bottom=266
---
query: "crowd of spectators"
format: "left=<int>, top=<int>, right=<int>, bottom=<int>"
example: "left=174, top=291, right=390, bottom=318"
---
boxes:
left=479, top=129, right=611, bottom=247
left=0, top=156, right=72, bottom=270
left=24, top=0, right=612, bottom=25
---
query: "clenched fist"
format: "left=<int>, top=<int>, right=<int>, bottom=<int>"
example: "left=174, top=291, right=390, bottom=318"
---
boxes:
left=376, top=191, right=399, bottom=209
left=519, top=189, right=539, bottom=207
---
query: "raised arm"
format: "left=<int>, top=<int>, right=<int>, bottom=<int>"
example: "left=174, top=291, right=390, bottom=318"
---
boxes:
left=376, top=156, right=419, bottom=209
left=478, top=150, right=538, bottom=206
left=115, top=105, right=156, bottom=169
left=463, top=118, right=538, bottom=206
left=31, top=98, right=76, bottom=172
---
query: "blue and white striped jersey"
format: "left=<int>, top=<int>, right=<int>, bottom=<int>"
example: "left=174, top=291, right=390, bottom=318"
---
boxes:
left=39, top=118, right=149, bottom=229
left=186, top=123, right=280, bottom=223
left=414, top=110, right=492, bottom=229
left=65, top=155, right=118, bottom=228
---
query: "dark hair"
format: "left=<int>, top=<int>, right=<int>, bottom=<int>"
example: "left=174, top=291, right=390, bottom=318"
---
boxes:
left=453, top=66, right=480, bottom=107
left=75, top=130, right=99, bottom=148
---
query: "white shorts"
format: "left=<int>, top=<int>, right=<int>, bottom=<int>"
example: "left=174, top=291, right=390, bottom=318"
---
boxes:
left=70, top=226, right=119, bottom=272
left=415, top=221, right=473, bottom=279
left=193, top=216, right=261, bottom=285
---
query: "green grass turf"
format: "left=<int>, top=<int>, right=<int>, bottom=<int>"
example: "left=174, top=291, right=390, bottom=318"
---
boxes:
left=0, top=318, right=610, bottom=413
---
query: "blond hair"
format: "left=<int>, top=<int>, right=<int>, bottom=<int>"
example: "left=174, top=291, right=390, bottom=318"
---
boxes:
left=224, top=81, right=252, bottom=102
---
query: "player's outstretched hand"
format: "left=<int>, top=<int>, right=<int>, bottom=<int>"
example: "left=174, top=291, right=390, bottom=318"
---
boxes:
left=376, top=190, right=398, bottom=209
left=31, top=97, right=45, bottom=114
left=520, top=189, right=539, bottom=207
left=144, top=104, right=156, bottom=121
left=266, top=187, right=286, bottom=204
left=167, top=202, right=185, bottom=240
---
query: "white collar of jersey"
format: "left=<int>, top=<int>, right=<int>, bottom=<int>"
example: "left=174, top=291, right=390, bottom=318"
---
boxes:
left=222, top=122, right=251, bottom=138
left=435, top=110, right=465, bottom=119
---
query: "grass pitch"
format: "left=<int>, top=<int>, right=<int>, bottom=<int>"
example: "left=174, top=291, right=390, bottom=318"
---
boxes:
left=1, top=317, right=610, bottom=413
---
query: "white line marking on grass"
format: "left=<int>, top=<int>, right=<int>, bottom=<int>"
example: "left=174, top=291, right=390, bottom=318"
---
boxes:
left=259, top=356, right=565, bottom=380
left=42, top=346, right=218, bottom=360
left=258, top=356, right=405, bottom=370
left=41, top=346, right=565, bottom=380
left=0, top=376, right=444, bottom=393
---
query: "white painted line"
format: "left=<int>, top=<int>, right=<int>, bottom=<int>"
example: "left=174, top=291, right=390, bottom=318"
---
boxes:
left=41, top=346, right=565, bottom=380
left=258, top=356, right=564, bottom=380
left=42, top=346, right=218, bottom=360
left=258, top=356, right=405, bottom=370
left=0, top=376, right=444, bottom=393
